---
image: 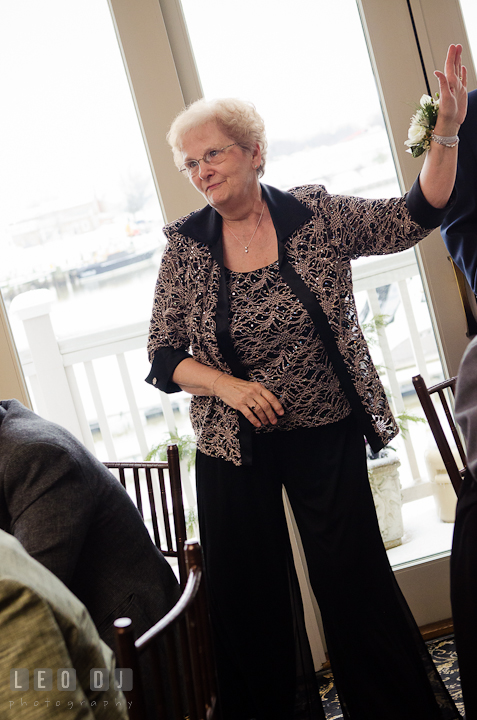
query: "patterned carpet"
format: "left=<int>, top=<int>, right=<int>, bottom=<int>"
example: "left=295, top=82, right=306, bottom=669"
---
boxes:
left=317, top=635, right=464, bottom=719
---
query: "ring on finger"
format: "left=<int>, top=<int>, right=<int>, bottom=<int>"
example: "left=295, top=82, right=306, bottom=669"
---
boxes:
left=250, top=405, right=256, bottom=410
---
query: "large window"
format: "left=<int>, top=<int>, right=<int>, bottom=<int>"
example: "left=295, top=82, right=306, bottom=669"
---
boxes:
left=0, top=0, right=174, bottom=462
left=0, top=0, right=164, bottom=343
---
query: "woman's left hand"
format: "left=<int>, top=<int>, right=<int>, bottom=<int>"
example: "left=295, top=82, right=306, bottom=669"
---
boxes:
left=433, top=43, right=467, bottom=135
left=419, top=44, right=467, bottom=209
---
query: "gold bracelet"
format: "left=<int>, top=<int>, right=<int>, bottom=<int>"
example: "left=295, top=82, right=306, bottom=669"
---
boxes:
left=212, top=372, right=225, bottom=395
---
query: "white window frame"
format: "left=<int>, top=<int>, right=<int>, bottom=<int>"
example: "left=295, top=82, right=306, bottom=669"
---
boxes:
left=0, top=292, right=30, bottom=405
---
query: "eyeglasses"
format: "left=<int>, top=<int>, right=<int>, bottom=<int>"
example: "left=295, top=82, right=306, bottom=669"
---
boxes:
left=179, top=143, right=238, bottom=177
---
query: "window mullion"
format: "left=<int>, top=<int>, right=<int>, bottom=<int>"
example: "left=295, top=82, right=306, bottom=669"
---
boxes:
left=107, top=0, right=203, bottom=222
left=0, top=292, right=31, bottom=405
left=157, top=0, right=204, bottom=107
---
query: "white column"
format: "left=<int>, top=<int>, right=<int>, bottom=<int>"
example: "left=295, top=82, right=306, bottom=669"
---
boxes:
left=116, top=352, right=149, bottom=458
left=159, top=390, right=178, bottom=435
left=367, top=287, right=421, bottom=480
left=84, top=360, right=117, bottom=460
left=10, top=289, right=84, bottom=441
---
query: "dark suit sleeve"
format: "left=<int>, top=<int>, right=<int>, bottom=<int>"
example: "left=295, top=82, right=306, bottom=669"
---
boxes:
left=455, top=338, right=477, bottom=483
left=441, top=90, right=477, bottom=294
left=4, top=441, right=95, bottom=587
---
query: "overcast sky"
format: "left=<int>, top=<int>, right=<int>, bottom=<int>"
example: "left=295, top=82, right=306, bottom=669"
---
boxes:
left=0, top=0, right=151, bottom=223
left=180, top=0, right=382, bottom=141
left=0, top=0, right=475, bottom=227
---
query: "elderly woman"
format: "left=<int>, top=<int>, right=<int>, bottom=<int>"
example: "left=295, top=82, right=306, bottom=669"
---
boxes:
left=147, top=46, right=466, bottom=720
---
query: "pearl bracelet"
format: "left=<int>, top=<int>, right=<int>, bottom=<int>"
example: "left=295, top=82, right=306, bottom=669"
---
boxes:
left=430, top=133, right=459, bottom=148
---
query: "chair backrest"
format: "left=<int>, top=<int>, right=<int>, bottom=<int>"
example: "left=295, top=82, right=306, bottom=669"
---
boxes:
left=412, top=374, right=467, bottom=495
left=114, top=540, right=219, bottom=720
left=104, top=444, right=187, bottom=586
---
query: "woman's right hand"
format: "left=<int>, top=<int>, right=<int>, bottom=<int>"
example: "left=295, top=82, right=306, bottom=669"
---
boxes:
left=172, top=357, right=284, bottom=427
left=213, top=373, right=284, bottom=427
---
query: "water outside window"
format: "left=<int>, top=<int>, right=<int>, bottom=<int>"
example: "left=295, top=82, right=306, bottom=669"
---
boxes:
left=179, top=0, right=455, bottom=566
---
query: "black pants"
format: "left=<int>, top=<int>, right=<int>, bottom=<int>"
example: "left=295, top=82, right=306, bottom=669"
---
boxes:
left=451, top=469, right=477, bottom=720
left=197, top=415, right=460, bottom=720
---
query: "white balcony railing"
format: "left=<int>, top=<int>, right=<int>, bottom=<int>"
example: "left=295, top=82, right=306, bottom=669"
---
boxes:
left=11, top=247, right=441, bottom=506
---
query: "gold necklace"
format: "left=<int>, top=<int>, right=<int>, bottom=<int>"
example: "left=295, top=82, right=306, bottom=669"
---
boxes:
left=223, top=202, right=265, bottom=253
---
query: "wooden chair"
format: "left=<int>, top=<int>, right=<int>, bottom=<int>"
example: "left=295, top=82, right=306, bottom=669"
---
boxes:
left=104, top=444, right=188, bottom=586
left=114, top=540, right=220, bottom=720
left=412, top=374, right=467, bottom=495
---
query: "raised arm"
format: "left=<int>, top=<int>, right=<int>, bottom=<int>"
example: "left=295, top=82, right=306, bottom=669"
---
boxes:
left=420, top=44, right=467, bottom=208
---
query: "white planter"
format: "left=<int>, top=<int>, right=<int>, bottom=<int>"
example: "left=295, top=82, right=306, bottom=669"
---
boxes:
left=424, top=447, right=457, bottom=523
left=368, top=455, right=404, bottom=549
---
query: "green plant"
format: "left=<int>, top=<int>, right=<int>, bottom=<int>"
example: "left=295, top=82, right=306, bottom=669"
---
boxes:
left=395, top=411, right=426, bottom=439
left=185, top=507, right=198, bottom=538
left=361, top=313, right=390, bottom=347
left=361, top=313, right=389, bottom=375
left=146, top=430, right=196, bottom=471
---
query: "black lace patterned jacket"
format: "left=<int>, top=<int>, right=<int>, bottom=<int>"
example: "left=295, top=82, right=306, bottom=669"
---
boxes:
left=146, top=181, right=452, bottom=466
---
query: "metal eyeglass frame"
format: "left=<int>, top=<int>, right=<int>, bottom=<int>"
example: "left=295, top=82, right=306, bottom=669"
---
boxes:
left=179, top=143, right=238, bottom=177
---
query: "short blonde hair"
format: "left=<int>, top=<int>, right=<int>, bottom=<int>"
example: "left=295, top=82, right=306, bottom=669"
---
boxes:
left=167, top=98, right=268, bottom=178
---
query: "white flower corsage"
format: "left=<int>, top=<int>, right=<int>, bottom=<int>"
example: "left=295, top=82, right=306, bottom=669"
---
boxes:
left=405, top=93, right=440, bottom=158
